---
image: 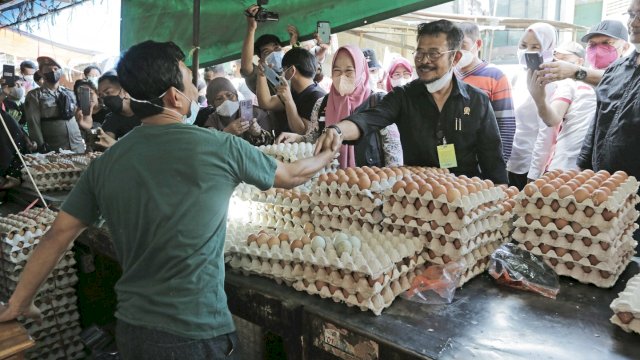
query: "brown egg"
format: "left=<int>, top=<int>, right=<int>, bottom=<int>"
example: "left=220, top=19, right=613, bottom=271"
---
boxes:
left=565, top=234, right=575, bottom=243
left=337, top=173, right=349, bottom=185
left=566, top=180, right=582, bottom=189
left=540, top=184, right=556, bottom=197
left=301, top=235, right=312, bottom=245
left=597, top=170, right=611, bottom=178
left=347, top=175, right=359, bottom=187
left=377, top=171, right=388, bottom=181
left=368, top=173, right=381, bottom=183
left=535, top=199, right=545, bottom=209
left=525, top=214, right=534, bottom=225
left=433, top=185, right=447, bottom=199
left=327, top=172, right=338, bottom=183
left=290, top=239, right=303, bottom=251
left=558, top=173, right=573, bottom=182
left=318, top=173, right=328, bottom=183
left=315, top=280, right=327, bottom=290
left=418, top=183, right=433, bottom=195
left=524, top=183, right=538, bottom=197
left=550, top=200, right=560, bottom=212
left=591, top=190, right=609, bottom=206
left=303, top=223, right=315, bottom=233
left=585, top=179, right=601, bottom=189
left=444, top=223, right=454, bottom=234
left=256, top=233, right=270, bottom=246
left=574, top=187, right=590, bottom=203
left=247, top=234, right=258, bottom=244
left=268, top=236, right=281, bottom=248
left=522, top=199, right=530, bottom=207
left=484, top=179, right=495, bottom=189
left=584, top=206, right=595, bottom=218
left=466, top=183, right=478, bottom=194
left=392, top=180, right=407, bottom=193
left=539, top=244, right=552, bottom=254
left=534, top=229, right=543, bottom=236
left=405, top=181, right=419, bottom=195
left=358, top=176, right=372, bottom=190
left=566, top=203, right=577, bottom=214
left=539, top=216, right=552, bottom=227
left=549, top=231, right=559, bottom=239
left=456, top=207, right=464, bottom=219
left=570, top=250, right=582, bottom=261
left=534, top=179, right=547, bottom=188
left=279, top=233, right=290, bottom=242
left=602, top=209, right=615, bottom=221
left=555, top=248, right=567, bottom=257
left=446, top=188, right=462, bottom=202
left=600, top=181, right=617, bottom=192
left=414, top=199, right=423, bottom=210
left=582, top=169, right=595, bottom=177
left=613, top=170, right=628, bottom=180
left=570, top=222, right=582, bottom=233
left=589, top=226, right=600, bottom=236
left=368, top=275, right=384, bottom=287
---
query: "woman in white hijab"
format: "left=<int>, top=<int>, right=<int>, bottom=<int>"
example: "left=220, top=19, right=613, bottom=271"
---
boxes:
left=507, top=22, right=558, bottom=189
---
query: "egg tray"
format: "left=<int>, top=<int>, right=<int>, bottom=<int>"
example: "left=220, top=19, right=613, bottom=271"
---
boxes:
left=229, top=252, right=425, bottom=299
left=543, top=248, right=634, bottom=288
left=421, top=238, right=504, bottom=281
left=23, top=309, right=81, bottom=330
left=249, top=210, right=312, bottom=228
left=1, top=228, right=45, bottom=249
left=513, top=224, right=638, bottom=260
left=233, top=183, right=314, bottom=209
left=293, top=269, right=417, bottom=316
left=226, top=230, right=424, bottom=279
left=512, top=212, right=638, bottom=243
left=610, top=273, right=640, bottom=334
left=258, top=142, right=315, bottom=162
left=21, top=179, right=79, bottom=192
left=383, top=198, right=502, bottom=228
left=457, top=255, right=493, bottom=287
left=313, top=204, right=384, bottom=224
left=312, top=214, right=383, bottom=234
left=383, top=213, right=504, bottom=241
left=30, top=326, right=82, bottom=351
left=516, top=195, right=639, bottom=229
left=0, top=253, right=75, bottom=275
left=2, top=273, right=78, bottom=295
left=3, top=264, right=76, bottom=284
left=311, top=187, right=385, bottom=211
left=30, top=321, right=81, bottom=344
left=2, top=241, right=74, bottom=264
left=519, top=178, right=639, bottom=213
left=33, top=288, right=77, bottom=312
left=26, top=338, right=84, bottom=360
left=384, top=185, right=505, bottom=214
left=518, top=236, right=636, bottom=273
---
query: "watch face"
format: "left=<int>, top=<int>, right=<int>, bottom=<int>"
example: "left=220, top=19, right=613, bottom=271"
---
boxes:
left=576, top=69, right=587, bottom=80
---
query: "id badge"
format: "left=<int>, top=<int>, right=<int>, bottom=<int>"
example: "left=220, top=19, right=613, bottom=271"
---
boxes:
left=437, top=144, right=457, bottom=169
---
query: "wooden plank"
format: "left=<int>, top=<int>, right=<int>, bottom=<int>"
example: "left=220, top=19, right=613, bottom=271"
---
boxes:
left=0, top=321, right=35, bottom=359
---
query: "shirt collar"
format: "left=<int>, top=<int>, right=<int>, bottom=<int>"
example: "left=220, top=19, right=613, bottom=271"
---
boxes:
left=625, top=51, right=639, bottom=66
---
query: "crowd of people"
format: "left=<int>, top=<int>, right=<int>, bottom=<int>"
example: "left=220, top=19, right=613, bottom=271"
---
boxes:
left=0, top=1, right=640, bottom=358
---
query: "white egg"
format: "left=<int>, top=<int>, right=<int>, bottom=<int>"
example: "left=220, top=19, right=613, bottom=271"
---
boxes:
left=311, top=236, right=326, bottom=251
left=349, top=236, right=361, bottom=251
left=335, top=239, right=353, bottom=257
left=334, top=233, right=350, bottom=244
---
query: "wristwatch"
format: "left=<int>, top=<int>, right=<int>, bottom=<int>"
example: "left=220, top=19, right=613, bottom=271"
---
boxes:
left=325, top=124, right=343, bottom=137
left=574, top=67, right=587, bottom=81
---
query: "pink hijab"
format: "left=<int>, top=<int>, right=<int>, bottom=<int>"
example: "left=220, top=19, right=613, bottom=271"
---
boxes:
left=385, top=57, right=413, bottom=92
left=326, top=45, right=371, bottom=168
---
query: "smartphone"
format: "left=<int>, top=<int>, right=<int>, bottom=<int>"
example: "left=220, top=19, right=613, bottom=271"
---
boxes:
left=239, top=99, right=253, bottom=123
left=2, top=65, right=15, bottom=87
left=264, top=65, right=280, bottom=87
left=79, top=86, right=92, bottom=116
left=525, top=52, right=543, bottom=71
left=317, top=21, right=331, bottom=44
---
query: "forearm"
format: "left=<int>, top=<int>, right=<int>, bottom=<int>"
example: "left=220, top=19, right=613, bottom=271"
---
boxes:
left=276, top=152, right=332, bottom=188
left=241, top=27, right=256, bottom=76
left=77, top=115, right=93, bottom=130
left=283, top=102, right=307, bottom=134
left=535, top=100, right=563, bottom=127
left=256, top=77, right=282, bottom=110
left=583, top=68, right=605, bottom=87
left=335, top=120, right=362, bottom=141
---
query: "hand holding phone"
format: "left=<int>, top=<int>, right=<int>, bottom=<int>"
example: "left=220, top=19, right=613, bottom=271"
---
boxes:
left=79, top=86, right=92, bottom=116
left=2, top=65, right=15, bottom=87
left=525, top=52, right=543, bottom=71
left=262, top=65, right=281, bottom=87
left=317, top=21, right=331, bottom=44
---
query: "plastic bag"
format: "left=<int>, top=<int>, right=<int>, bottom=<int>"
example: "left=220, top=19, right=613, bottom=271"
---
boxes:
left=402, top=260, right=466, bottom=304
left=489, top=243, right=560, bottom=299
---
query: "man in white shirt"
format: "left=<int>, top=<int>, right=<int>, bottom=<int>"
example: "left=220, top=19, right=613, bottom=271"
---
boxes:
left=527, top=42, right=596, bottom=172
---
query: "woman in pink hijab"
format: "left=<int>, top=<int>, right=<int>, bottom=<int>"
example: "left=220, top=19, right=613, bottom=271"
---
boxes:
left=277, top=45, right=403, bottom=168
left=385, top=57, right=414, bottom=92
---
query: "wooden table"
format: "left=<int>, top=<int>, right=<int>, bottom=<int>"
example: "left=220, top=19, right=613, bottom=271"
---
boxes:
left=0, top=321, right=35, bottom=360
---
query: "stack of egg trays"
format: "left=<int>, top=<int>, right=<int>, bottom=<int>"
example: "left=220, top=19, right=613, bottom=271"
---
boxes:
left=381, top=181, right=506, bottom=287
left=227, top=227, right=426, bottom=315
left=21, top=161, right=83, bottom=192
left=0, top=209, right=83, bottom=359
left=513, top=179, right=639, bottom=288
left=610, top=273, right=640, bottom=334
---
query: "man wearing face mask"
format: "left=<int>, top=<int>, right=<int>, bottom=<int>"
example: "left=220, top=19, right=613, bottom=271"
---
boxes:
left=315, top=20, right=507, bottom=184
left=455, top=22, right=515, bottom=163
left=0, top=40, right=338, bottom=359
left=19, top=60, right=39, bottom=94
left=97, top=71, right=141, bottom=147
left=256, top=47, right=327, bottom=135
left=23, top=56, right=85, bottom=153
left=363, top=49, right=386, bottom=93
left=538, top=20, right=629, bottom=86
left=83, top=65, right=102, bottom=89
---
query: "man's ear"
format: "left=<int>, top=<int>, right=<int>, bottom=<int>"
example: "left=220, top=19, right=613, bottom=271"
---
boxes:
left=161, top=87, right=183, bottom=109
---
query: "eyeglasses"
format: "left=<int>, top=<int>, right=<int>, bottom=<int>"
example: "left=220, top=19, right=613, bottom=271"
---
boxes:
left=627, top=10, right=640, bottom=21
left=413, top=50, right=456, bottom=62
left=390, top=72, right=412, bottom=80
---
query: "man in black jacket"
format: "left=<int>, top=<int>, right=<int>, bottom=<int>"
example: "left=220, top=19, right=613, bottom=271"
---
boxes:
left=314, top=20, right=507, bottom=184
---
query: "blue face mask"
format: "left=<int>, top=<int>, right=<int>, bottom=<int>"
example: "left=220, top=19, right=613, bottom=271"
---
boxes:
left=265, top=50, right=284, bottom=73
left=130, top=88, right=199, bottom=124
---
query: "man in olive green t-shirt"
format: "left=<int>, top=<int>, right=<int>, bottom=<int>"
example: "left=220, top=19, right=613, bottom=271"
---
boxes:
left=0, top=41, right=338, bottom=359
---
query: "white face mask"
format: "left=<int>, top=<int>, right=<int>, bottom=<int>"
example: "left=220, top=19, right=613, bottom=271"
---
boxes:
left=334, top=75, right=356, bottom=96
left=23, top=75, right=34, bottom=82
left=456, top=50, right=474, bottom=69
left=88, top=76, right=99, bottom=88
left=130, top=88, right=199, bottom=124
left=7, top=86, right=25, bottom=102
left=390, top=78, right=410, bottom=87
left=265, top=50, right=285, bottom=73
left=425, top=58, right=454, bottom=93
left=216, top=100, right=239, bottom=117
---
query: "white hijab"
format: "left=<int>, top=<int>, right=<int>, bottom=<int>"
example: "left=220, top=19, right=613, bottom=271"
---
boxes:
left=519, top=22, right=558, bottom=64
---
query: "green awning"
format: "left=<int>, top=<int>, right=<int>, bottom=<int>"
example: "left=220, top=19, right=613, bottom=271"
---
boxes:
left=121, top=0, right=443, bottom=67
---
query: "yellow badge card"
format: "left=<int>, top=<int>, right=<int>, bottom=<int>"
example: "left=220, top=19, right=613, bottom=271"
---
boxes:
left=437, top=144, right=457, bottom=169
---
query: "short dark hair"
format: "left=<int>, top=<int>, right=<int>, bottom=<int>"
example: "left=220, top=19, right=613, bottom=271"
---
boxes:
left=20, top=60, right=37, bottom=72
left=73, top=79, right=97, bottom=98
left=117, top=40, right=185, bottom=119
left=98, top=70, right=119, bottom=86
left=83, top=65, right=101, bottom=77
left=417, top=20, right=464, bottom=52
left=254, top=34, right=283, bottom=58
left=457, top=22, right=480, bottom=42
left=282, top=48, right=317, bottom=79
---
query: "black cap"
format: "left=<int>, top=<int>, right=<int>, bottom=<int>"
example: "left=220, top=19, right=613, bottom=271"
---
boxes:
left=20, top=60, right=37, bottom=71
left=362, top=48, right=381, bottom=69
left=581, top=20, right=628, bottom=42
left=254, top=34, right=284, bottom=57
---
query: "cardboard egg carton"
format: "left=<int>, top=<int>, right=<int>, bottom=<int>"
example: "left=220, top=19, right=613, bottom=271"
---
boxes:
left=520, top=177, right=639, bottom=213
left=23, top=309, right=81, bottom=330
left=313, top=214, right=382, bottom=233
left=458, top=255, right=493, bottom=287
left=292, top=270, right=417, bottom=316
left=1, top=273, right=78, bottom=294
left=610, top=273, right=640, bottom=334
left=228, top=255, right=297, bottom=285
left=249, top=210, right=312, bottom=228
left=258, top=142, right=315, bottom=162
left=383, top=198, right=501, bottom=228
left=383, top=213, right=503, bottom=241
left=30, top=321, right=81, bottom=343
left=513, top=212, right=638, bottom=243
left=424, top=229, right=505, bottom=259
left=0, top=253, right=75, bottom=276
left=33, top=288, right=77, bottom=311
left=313, top=204, right=384, bottom=224
left=313, top=174, right=400, bottom=197
left=543, top=248, right=634, bottom=288
left=30, top=326, right=81, bottom=351
left=2, top=240, right=74, bottom=264
left=516, top=195, right=639, bottom=229
left=513, top=224, right=637, bottom=260
left=311, top=189, right=383, bottom=211
left=4, top=264, right=76, bottom=284
left=518, top=235, right=636, bottom=273
left=26, top=338, right=84, bottom=360
left=384, top=185, right=505, bottom=214
left=234, top=183, right=314, bottom=210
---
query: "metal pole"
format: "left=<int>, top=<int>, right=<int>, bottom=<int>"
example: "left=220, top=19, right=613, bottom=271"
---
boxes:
left=192, top=0, right=201, bottom=87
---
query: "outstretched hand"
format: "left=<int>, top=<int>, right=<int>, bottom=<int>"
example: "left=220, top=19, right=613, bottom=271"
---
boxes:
left=314, top=127, right=342, bottom=156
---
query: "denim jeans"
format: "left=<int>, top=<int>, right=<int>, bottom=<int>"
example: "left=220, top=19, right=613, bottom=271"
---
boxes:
left=116, top=320, right=238, bottom=360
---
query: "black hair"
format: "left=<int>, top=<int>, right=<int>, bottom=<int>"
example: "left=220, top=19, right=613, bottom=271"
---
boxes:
left=117, top=40, right=185, bottom=119
left=83, top=65, right=102, bottom=77
left=33, top=72, right=42, bottom=83
left=457, top=22, right=480, bottom=42
left=281, top=48, right=317, bottom=79
left=98, top=70, right=120, bottom=86
left=20, top=60, right=37, bottom=72
left=417, top=20, right=464, bottom=52
left=73, top=79, right=97, bottom=98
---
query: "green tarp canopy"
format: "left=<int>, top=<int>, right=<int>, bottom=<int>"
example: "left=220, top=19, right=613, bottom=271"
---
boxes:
left=121, top=0, right=442, bottom=67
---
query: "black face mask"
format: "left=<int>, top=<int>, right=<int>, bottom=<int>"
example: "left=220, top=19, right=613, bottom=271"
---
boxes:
left=43, top=70, right=62, bottom=84
left=103, top=95, right=124, bottom=114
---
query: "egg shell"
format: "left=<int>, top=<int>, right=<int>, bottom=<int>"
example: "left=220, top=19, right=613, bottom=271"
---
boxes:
left=557, top=185, right=573, bottom=198
left=591, top=190, right=609, bottom=206
left=524, top=183, right=537, bottom=197
left=574, top=188, right=590, bottom=203
left=392, top=180, right=407, bottom=193
left=267, top=236, right=280, bottom=248
left=311, top=236, right=326, bottom=251
left=540, top=184, right=556, bottom=197
left=348, top=236, right=362, bottom=251
left=278, top=233, right=290, bottom=242
left=290, top=239, right=303, bottom=251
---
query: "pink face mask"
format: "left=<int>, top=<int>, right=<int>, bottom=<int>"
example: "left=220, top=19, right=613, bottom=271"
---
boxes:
left=586, top=43, right=618, bottom=69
